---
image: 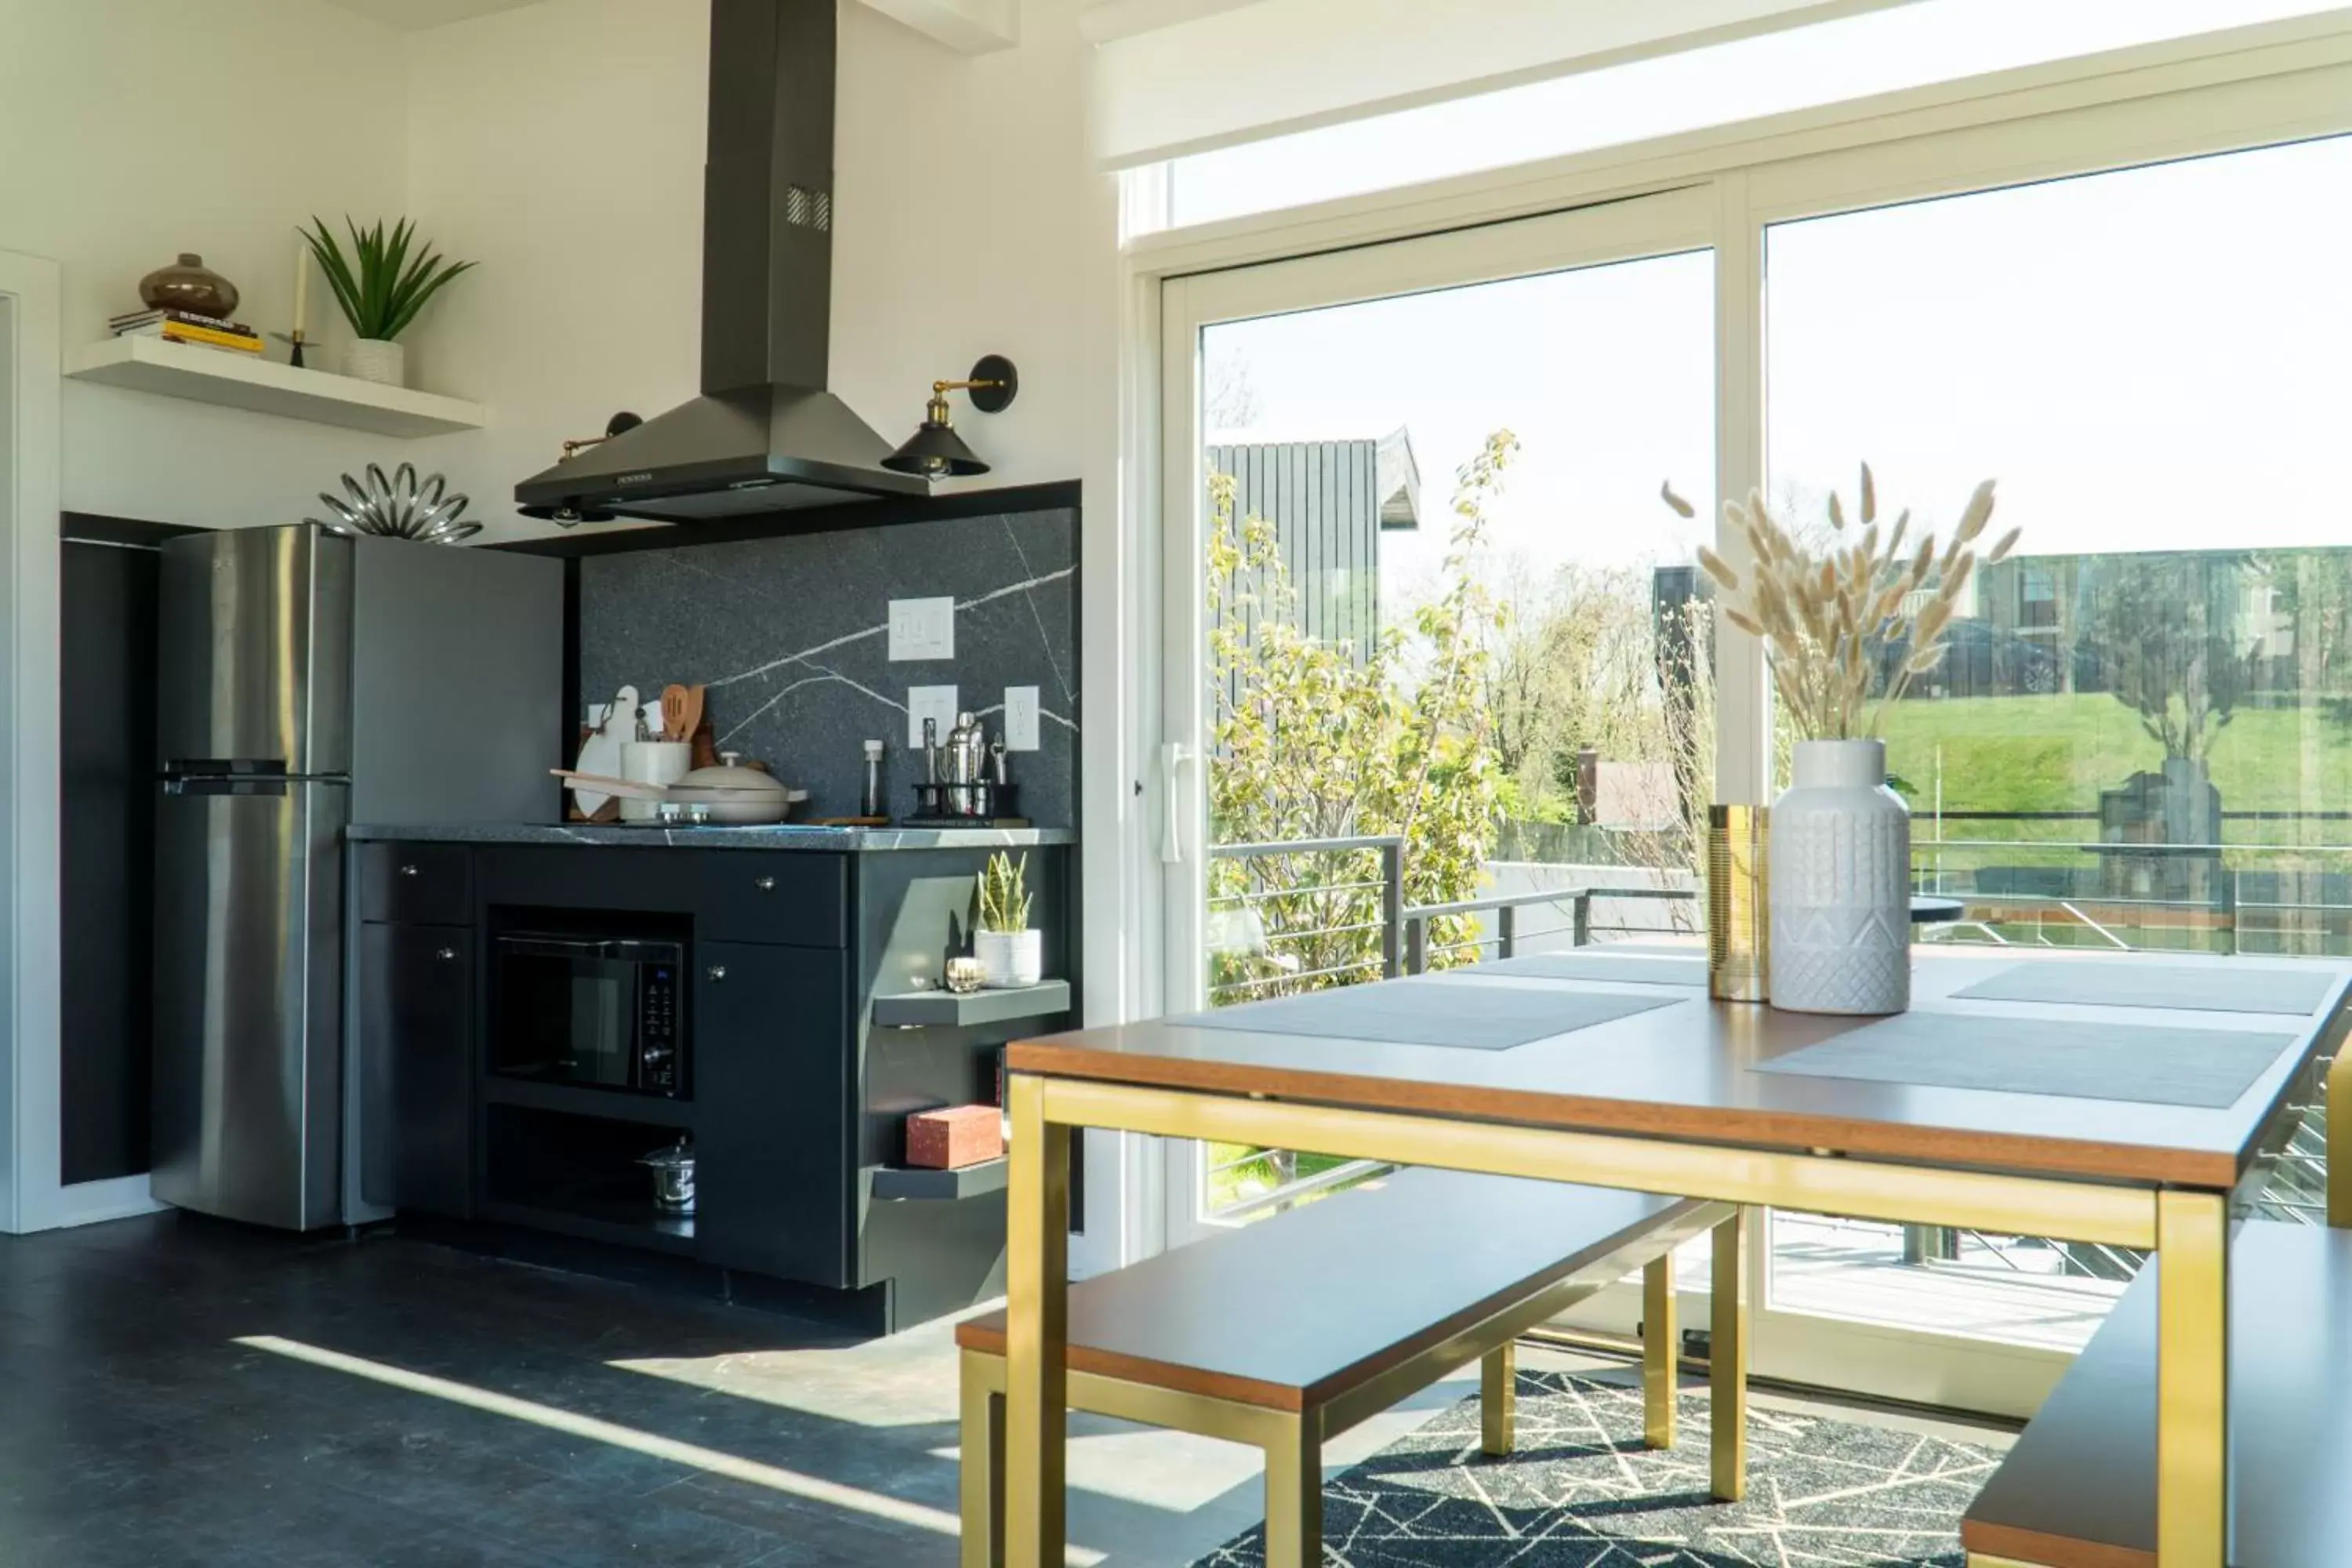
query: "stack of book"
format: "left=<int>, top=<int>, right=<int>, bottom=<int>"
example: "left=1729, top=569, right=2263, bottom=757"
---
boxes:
left=109, top=308, right=263, bottom=354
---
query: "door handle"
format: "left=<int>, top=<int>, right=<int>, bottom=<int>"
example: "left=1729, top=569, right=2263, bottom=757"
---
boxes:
left=753, top=875, right=775, bottom=891
left=706, top=965, right=728, bottom=982
left=400, top=863, right=420, bottom=877
left=1160, top=741, right=1196, bottom=865
left=435, top=947, right=456, bottom=961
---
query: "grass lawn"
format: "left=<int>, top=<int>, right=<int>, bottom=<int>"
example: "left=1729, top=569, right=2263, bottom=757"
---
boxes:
left=1881, top=694, right=2352, bottom=835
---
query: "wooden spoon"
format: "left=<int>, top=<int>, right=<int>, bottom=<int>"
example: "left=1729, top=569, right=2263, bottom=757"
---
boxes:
left=660, top=684, right=691, bottom=743
left=679, top=685, right=706, bottom=745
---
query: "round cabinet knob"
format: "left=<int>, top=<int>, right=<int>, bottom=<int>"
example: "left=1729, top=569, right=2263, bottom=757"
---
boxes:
left=706, top=964, right=728, bottom=982
left=435, top=946, right=457, bottom=961
left=400, top=863, right=420, bottom=877
left=753, top=875, right=775, bottom=891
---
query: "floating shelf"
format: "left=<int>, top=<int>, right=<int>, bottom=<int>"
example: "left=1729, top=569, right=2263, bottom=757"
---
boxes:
left=65, top=336, right=488, bottom=437
left=871, top=1159, right=1007, bottom=1201
left=871, top=979, right=1071, bottom=1029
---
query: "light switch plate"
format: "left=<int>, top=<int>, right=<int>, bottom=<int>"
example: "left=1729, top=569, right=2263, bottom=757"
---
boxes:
left=907, top=684, right=960, bottom=750
left=888, top=597, right=956, bottom=661
left=1004, top=686, right=1040, bottom=751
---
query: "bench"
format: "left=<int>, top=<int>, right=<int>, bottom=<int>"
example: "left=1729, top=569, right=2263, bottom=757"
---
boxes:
left=957, top=1167, right=1745, bottom=1568
left=1962, top=1219, right=2352, bottom=1567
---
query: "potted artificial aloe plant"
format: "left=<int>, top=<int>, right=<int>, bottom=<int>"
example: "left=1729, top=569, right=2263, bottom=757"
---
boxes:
left=299, top=216, right=474, bottom=388
left=974, top=852, right=1042, bottom=989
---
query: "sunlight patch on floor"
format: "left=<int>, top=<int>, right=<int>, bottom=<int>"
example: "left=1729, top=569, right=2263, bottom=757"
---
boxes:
left=234, top=1333, right=1104, bottom=1566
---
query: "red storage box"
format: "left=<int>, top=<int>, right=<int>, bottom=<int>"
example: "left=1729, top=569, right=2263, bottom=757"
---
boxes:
left=906, top=1105, right=1004, bottom=1170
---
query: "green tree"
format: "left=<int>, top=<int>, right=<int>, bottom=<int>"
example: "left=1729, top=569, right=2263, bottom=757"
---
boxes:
left=2086, top=554, right=2259, bottom=763
left=1204, top=432, right=1515, bottom=1000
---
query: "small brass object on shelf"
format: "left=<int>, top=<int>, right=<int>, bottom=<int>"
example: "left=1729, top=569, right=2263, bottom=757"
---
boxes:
left=945, top=956, right=985, bottom=995
left=1708, top=804, right=1769, bottom=1004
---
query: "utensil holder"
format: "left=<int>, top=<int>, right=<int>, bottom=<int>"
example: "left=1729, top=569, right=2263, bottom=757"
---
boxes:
left=1708, top=804, right=1769, bottom=1003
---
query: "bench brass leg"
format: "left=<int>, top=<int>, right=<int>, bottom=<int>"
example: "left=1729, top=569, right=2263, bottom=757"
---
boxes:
left=1004, top=1074, right=1071, bottom=1568
left=1480, top=1342, right=1515, bottom=1457
left=960, top=1352, right=1004, bottom=1568
left=1261, top=1415, right=1323, bottom=1568
left=2156, top=1190, right=2227, bottom=1567
left=1642, top=1253, right=1677, bottom=1450
left=1710, top=1208, right=1748, bottom=1502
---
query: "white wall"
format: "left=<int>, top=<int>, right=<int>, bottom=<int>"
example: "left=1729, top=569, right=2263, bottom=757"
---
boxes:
left=402, top=0, right=709, bottom=543
left=0, top=0, right=416, bottom=528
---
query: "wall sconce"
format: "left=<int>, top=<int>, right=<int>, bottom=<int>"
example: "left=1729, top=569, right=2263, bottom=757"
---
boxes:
left=883, top=354, right=1018, bottom=478
left=517, top=411, right=641, bottom=526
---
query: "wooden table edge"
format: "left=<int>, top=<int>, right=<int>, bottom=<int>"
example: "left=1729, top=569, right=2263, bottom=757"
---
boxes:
left=1004, top=1040, right=2250, bottom=1190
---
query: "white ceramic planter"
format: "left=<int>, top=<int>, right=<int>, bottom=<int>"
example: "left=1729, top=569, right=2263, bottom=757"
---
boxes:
left=975, top=928, right=1044, bottom=989
left=343, top=338, right=406, bottom=387
left=1768, top=738, right=1911, bottom=1014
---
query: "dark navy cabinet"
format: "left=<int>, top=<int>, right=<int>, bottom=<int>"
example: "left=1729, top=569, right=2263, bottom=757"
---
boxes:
left=351, top=834, right=1075, bottom=1334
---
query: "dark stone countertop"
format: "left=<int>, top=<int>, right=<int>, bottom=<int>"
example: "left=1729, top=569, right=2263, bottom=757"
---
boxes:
left=346, top=822, right=1075, bottom=852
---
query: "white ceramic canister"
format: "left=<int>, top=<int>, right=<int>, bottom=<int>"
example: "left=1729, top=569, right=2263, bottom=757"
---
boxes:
left=619, top=741, right=692, bottom=822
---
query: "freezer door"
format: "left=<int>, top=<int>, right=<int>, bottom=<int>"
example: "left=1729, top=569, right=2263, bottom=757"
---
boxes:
left=158, top=524, right=354, bottom=775
left=152, top=777, right=349, bottom=1229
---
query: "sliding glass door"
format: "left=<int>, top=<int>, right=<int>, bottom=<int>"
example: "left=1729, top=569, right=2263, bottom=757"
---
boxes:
left=1751, top=130, right=2352, bottom=1397
left=1158, top=190, right=1718, bottom=1241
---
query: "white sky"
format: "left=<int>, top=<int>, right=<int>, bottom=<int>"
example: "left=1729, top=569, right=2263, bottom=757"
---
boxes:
left=1201, top=129, right=2352, bottom=616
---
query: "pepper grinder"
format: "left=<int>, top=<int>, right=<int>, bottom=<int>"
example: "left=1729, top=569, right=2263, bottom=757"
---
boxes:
left=861, top=739, right=886, bottom=818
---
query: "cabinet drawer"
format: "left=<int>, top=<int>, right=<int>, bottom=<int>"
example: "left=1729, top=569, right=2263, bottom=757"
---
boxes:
left=692, top=853, right=847, bottom=948
left=356, top=841, right=474, bottom=926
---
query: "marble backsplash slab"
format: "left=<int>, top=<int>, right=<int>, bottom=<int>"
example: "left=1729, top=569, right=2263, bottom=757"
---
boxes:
left=579, top=507, right=1078, bottom=826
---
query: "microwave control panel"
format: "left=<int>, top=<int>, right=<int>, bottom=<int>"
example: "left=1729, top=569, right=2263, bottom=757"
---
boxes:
left=639, top=965, right=681, bottom=1095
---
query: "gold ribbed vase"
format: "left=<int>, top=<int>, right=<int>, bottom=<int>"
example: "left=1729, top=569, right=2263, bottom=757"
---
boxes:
left=1708, top=804, right=1769, bottom=1003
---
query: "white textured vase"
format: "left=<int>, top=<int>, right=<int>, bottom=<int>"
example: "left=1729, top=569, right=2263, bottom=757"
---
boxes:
left=343, top=338, right=405, bottom=387
left=1768, top=739, right=1911, bottom=1014
left=975, top=928, right=1043, bottom=989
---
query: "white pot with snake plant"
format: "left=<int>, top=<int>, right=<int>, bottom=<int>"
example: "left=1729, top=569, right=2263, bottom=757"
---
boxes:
left=973, top=851, right=1042, bottom=989
left=1685, top=466, right=2018, bottom=1015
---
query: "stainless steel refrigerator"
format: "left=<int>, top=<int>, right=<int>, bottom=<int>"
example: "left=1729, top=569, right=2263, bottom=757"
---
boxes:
left=153, top=524, right=561, bottom=1229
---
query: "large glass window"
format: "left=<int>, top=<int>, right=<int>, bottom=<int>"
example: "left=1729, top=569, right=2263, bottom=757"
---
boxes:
left=1761, top=132, right=2352, bottom=1345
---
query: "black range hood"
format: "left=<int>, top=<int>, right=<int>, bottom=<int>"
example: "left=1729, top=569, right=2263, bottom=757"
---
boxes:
left=516, top=0, right=925, bottom=524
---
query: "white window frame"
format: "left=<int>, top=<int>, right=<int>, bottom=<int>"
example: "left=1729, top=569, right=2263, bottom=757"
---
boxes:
left=1116, top=13, right=2352, bottom=1413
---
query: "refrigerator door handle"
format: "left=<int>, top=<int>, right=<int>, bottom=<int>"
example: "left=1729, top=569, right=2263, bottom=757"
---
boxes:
left=164, top=777, right=292, bottom=797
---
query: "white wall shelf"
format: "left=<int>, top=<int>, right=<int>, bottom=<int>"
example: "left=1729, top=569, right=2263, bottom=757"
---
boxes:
left=64, top=337, right=488, bottom=438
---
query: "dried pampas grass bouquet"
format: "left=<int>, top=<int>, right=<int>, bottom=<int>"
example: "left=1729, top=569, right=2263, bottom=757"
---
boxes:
left=1664, top=466, right=2016, bottom=740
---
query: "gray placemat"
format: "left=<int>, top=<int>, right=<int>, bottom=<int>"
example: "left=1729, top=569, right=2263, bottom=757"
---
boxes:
left=1436, top=953, right=1707, bottom=988
left=1176, top=978, right=1681, bottom=1051
left=1754, top=1011, right=2295, bottom=1108
left=1953, top=960, right=2339, bottom=1017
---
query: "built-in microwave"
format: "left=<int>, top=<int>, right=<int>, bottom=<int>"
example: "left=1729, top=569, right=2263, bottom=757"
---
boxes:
left=490, top=935, right=686, bottom=1097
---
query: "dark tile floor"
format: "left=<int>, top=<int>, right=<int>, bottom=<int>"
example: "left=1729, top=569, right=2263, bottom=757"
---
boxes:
left=0, top=1213, right=1012, bottom=1567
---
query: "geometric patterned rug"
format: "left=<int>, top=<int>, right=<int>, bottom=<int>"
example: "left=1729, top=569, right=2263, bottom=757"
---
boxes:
left=1189, top=1370, right=2002, bottom=1567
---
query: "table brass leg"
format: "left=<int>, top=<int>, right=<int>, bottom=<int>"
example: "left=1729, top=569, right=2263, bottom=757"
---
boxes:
left=959, top=1351, right=1004, bottom=1568
left=2156, top=1190, right=2228, bottom=1567
left=1261, top=1414, right=1323, bottom=1568
left=2329, top=1046, right=2352, bottom=1228
left=1004, top=1074, right=1071, bottom=1568
left=1480, top=1343, right=1515, bottom=1457
left=1643, top=1253, right=1677, bottom=1450
left=1710, top=1208, right=1748, bottom=1503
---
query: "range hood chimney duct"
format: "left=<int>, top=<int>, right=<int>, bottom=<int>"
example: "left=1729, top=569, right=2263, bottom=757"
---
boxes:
left=515, top=0, right=926, bottom=525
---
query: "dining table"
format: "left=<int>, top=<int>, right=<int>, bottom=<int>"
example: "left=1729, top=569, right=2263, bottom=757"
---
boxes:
left=996, top=945, right=2352, bottom=1568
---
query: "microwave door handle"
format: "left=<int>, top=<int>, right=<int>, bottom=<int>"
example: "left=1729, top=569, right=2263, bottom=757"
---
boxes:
left=496, top=935, right=621, bottom=961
